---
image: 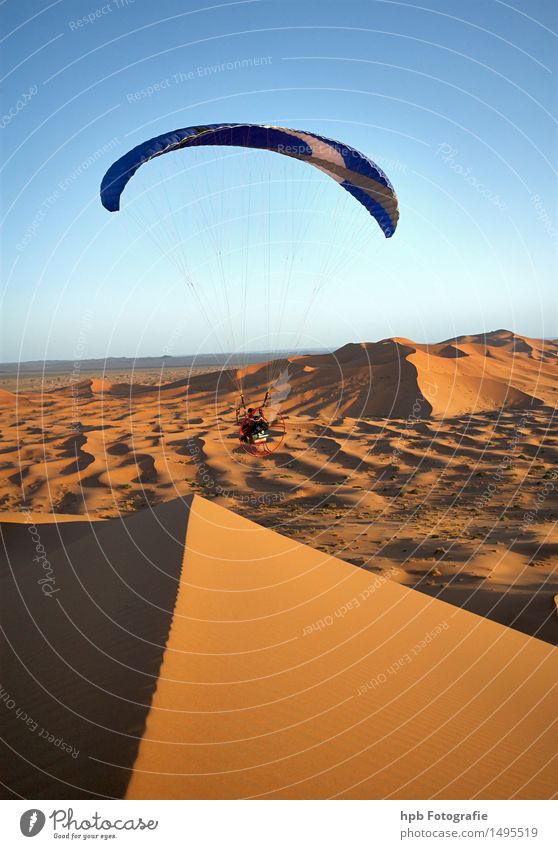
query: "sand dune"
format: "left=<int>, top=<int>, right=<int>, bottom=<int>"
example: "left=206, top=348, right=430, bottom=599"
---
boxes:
left=179, top=329, right=556, bottom=419
left=1, top=496, right=556, bottom=800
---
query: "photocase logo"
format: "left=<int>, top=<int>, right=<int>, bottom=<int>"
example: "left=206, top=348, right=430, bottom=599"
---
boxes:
left=20, top=809, right=46, bottom=836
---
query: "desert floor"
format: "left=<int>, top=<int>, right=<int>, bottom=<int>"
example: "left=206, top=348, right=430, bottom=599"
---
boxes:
left=2, top=333, right=556, bottom=646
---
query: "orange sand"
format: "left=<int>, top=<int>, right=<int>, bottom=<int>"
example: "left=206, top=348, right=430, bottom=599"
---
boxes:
left=1, top=496, right=556, bottom=800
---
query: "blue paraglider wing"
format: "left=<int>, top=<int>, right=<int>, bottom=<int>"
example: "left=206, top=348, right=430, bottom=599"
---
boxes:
left=100, top=123, right=399, bottom=237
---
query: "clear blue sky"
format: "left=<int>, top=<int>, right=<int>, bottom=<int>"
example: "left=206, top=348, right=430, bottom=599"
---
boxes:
left=1, top=0, right=556, bottom=362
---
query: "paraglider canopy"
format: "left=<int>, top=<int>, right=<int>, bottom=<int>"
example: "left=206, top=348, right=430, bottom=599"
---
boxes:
left=100, top=123, right=399, bottom=237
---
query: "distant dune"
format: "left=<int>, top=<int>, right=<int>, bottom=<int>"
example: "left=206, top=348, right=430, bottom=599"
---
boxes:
left=6, top=329, right=556, bottom=419
left=227, top=330, right=557, bottom=419
left=48, top=329, right=552, bottom=420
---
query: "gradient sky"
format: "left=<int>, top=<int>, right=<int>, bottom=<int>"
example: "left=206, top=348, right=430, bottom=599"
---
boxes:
left=1, top=0, right=557, bottom=362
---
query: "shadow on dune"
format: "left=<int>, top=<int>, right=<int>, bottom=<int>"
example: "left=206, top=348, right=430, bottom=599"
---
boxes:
left=0, top=498, right=192, bottom=799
